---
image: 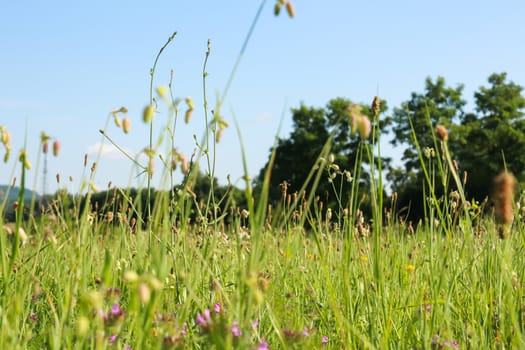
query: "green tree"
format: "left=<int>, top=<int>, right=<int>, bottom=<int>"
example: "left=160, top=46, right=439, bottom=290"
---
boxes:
left=456, top=72, right=525, bottom=200
left=256, top=97, right=389, bottom=214
left=388, top=77, right=466, bottom=219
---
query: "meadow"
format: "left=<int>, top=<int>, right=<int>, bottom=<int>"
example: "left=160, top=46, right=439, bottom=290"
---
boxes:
left=2, top=2, right=525, bottom=349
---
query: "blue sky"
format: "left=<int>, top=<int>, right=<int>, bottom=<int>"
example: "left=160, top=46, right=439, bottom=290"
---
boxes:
left=1, top=1, right=524, bottom=194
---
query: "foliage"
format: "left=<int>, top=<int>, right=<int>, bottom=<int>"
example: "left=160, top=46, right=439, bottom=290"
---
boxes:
left=255, top=97, right=389, bottom=215
left=389, top=73, right=525, bottom=219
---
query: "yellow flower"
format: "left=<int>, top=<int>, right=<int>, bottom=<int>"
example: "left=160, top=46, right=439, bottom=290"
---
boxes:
left=405, top=264, right=415, bottom=272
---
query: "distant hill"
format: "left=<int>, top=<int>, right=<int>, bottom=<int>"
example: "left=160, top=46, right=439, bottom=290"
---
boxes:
left=0, top=185, right=41, bottom=205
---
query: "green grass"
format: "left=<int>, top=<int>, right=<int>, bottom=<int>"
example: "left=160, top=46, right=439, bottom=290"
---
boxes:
left=2, top=2, right=525, bottom=348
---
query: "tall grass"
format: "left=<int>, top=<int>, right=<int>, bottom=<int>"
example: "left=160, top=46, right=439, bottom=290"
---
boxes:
left=1, top=1, right=525, bottom=349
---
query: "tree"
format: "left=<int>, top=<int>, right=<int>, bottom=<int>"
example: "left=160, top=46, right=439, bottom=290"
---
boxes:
left=456, top=73, right=525, bottom=200
left=388, top=77, right=466, bottom=219
left=256, top=97, right=389, bottom=214
left=389, top=73, right=525, bottom=220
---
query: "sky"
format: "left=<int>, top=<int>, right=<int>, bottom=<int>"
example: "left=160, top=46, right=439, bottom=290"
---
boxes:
left=1, top=0, right=524, bottom=195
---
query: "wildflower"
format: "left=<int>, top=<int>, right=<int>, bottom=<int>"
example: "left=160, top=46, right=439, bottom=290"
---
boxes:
left=251, top=320, right=259, bottom=330
left=109, top=304, right=124, bottom=318
left=231, top=321, right=242, bottom=337
left=406, top=264, right=415, bottom=272
left=322, top=336, right=328, bottom=344
left=257, top=341, right=270, bottom=350
left=180, top=322, right=188, bottom=335
left=302, top=327, right=310, bottom=337
left=435, top=124, right=448, bottom=141
left=196, top=309, right=212, bottom=329
left=214, top=302, right=221, bottom=313
left=108, top=334, right=117, bottom=344
left=53, top=140, right=60, bottom=157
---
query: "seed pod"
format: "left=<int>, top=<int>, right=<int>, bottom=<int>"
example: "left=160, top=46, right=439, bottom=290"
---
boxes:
left=42, top=142, right=49, bottom=154
left=143, top=105, right=155, bottom=123
left=122, top=118, right=131, bottom=134
left=53, top=140, right=61, bottom=157
left=285, top=1, right=295, bottom=18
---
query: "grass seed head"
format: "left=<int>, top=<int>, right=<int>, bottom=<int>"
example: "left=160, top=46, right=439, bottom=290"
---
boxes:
left=143, top=105, right=155, bottom=123
left=492, top=171, right=516, bottom=238
left=122, top=117, right=131, bottom=134
left=285, top=1, right=295, bottom=18
left=436, top=124, right=448, bottom=141
left=372, top=96, right=380, bottom=117
left=53, top=140, right=61, bottom=157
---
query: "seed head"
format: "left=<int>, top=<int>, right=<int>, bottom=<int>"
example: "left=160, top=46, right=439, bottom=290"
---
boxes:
left=357, top=116, right=371, bottom=139
left=371, top=96, right=380, bottom=117
left=156, top=85, right=168, bottom=98
left=492, top=171, right=516, bottom=238
left=285, top=1, right=295, bottom=18
left=435, top=125, right=448, bottom=141
left=114, top=115, right=122, bottom=128
left=53, top=140, right=61, bottom=157
left=1, top=130, right=11, bottom=146
left=143, top=105, right=155, bottom=123
left=274, top=1, right=282, bottom=16
left=122, top=118, right=131, bottom=134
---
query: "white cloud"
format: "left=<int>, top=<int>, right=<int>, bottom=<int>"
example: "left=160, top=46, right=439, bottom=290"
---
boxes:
left=86, top=142, right=136, bottom=160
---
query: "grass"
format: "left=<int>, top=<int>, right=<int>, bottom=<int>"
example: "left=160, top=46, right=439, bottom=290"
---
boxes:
left=2, top=1, right=525, bottom=349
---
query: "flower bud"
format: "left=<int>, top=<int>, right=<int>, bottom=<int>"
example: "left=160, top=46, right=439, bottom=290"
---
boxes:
left=185, top=109, right=193, bottom=124
left=42, top=142, right=49, bottom=154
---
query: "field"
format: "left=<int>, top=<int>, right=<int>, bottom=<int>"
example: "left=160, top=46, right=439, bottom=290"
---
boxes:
left=2, top=3, right=525, bottom=349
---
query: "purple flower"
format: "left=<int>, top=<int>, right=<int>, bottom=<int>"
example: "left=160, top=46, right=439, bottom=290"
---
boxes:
left=257, top=341, right=269, bottom=350
left=322, top=335, right=329, bottom=344
left=251, top=320, right=259, bottom=330
left=302, top=327, right=310, bottom=337
left=231, top=321, right=242, bottom=337
left=180, top=322, right=188, bottom=335
left=108, top=334, right=117, bottom=344
left=214, top=303, right=221, bottom=313
left=125, top=345, right=132, bottom=350
left=196, top=309, right=212, bottom=329
left=110, top=304, right=124, bottom=318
